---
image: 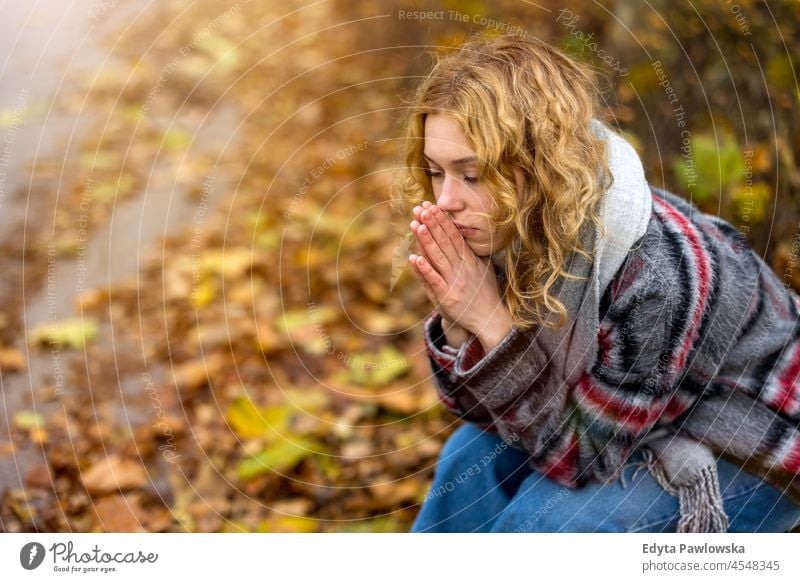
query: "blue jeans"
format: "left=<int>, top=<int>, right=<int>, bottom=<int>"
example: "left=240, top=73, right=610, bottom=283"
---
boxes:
left=411, top=423, right=800, bottom=533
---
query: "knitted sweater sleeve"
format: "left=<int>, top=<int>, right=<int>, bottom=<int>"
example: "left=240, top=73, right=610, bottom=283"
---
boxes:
left=423, top=311, right=498, bottom=430
left=422, top=249, right=695, bottom=488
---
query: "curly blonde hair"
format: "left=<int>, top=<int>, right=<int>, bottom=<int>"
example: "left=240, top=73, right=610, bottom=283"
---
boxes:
left=391, top=33, right=614, bottom=330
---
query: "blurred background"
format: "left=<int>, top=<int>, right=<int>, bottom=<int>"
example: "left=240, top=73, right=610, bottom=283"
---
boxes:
left=0, top=0, right=798, bottom=532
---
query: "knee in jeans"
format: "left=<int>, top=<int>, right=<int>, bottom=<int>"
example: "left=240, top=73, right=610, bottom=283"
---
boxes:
left=435, top=424, right=494, bottom=477
left=493, top=487, right=579, bottom=532
left=439, top=424, right=480, bottom=460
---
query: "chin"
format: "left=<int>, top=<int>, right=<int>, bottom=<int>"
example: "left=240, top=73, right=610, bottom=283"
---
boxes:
left=469, top=243, right=492, bottom=258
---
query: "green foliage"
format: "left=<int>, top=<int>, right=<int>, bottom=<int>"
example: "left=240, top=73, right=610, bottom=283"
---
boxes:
left=672, top=131, right=744, bottom=203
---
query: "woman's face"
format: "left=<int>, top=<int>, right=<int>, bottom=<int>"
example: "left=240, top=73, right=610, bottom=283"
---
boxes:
left=423, top=113, right=521, bottom=257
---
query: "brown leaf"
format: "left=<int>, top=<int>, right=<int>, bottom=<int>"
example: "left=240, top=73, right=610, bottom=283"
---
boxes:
left=270, top=498, right=314, bottom=516
left=368, top=477, right=424, bottom=506
left=172, top=353, right=226, bottom=393
left=92, top=494, right=146, bottom=532
left=25, top=464, right=53, bottom=489
left=138, top=505, right=174, bottom=532
left=0, top=347, right=26, bottom=372
left=82, top=455, right=147, bottom=496
left=6, top=489, right=37, bottom=526
left=336, top=382, right=437, bottom=415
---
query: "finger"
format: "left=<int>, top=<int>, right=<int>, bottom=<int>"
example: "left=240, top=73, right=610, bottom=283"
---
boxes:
left=409, top=254, right=440, bottom=306
left=421, top=200, right=432, bottom=209
left=412, top=253, right=449, bottom=298
left=415, top=222, right=453, bottom=279
left=410, top=220, right=434, bottom=264
left=424, top=205, right=466, bottom=263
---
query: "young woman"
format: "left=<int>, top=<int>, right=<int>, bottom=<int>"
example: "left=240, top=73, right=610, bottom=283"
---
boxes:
left=392, top=34, right=800, bottom=533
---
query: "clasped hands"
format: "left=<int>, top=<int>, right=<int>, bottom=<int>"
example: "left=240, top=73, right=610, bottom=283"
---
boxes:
left=408, top=201, right=514, bottom=353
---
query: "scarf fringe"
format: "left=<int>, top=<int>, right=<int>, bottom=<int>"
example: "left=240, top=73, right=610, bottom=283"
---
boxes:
left=674, top=465, right=730, bottom=533
left=631, top=448, right=729, bottom=533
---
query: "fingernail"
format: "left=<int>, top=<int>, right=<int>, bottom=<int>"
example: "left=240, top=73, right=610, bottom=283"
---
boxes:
left=421, top=210, right=429, bottom=220
left=418, top=225, right=427, bottom=235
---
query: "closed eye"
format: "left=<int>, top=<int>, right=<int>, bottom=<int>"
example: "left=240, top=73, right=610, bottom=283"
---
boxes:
left=424, top=169, right=480, bottom=184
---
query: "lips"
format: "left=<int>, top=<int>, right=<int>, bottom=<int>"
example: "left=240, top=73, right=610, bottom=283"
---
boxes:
left=455, top=223, right=477, bottom=237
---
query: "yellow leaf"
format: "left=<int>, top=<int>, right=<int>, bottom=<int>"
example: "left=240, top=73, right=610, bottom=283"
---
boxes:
left=344, top=345, right=410, bottom=387
left=236, top=437, right=318, bottom=480
left=13, top=411, right=45, bottom=430
left=332, top=516, right=402, bottom=532
left=190, top=278, right=216, bottom=307
left=160, top=128, right=192, bottom=153
left=92, top=172, right=137, bottom=202
left=200, top=248, right=253, bottom=279
left=0, top=347, right=26, bottom=372
left=731, top=182, right=772, bottom=223
left=0, top=107, right=27, bottom=128
left=276, top=306, right=337, bottom=345
left=258, top=515, right=317, bottom=533
left=282, top=387, right=330, bottom=414
left=29, top=318, right=98, bottom=349
left=195, top=33, right=239, bottom=73
left=226, top=396, right=291, bottom=439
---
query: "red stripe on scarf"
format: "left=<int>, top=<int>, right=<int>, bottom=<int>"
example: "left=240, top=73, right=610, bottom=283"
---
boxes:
left=781, top=435, right=800, bottom=474
left=541, top=433, right=579, bottom=484
left=576, top=375, right=663, bottom=432
left=652, top=194, right=712, bottom=371
left=774, top=340, right=800, bottom=416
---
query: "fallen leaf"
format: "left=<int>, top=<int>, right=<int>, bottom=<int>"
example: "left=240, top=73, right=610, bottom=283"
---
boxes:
left=258, top=514, right=317, bottom=532
left=28, top=318, right=99, bottom=349
left=82, top=455, right=148, bottom=495
left=342, top=345, right=410, bottom=387
left=92, top=494, right=146, bottom=532
left=368, top=477, right=424, bottom=506
left=172, top=353, right=226, bottom=392
left=236, top=436, right=318, bottom=481
left=13, top=410, right=45, bottom=431
left=226, top=396, right=291, bottom=439
left=0, top=347, right=26, bottom=372
left=6, top=489, right=36, bottom=526
left=25, top=464, right=52, bottom=489
left=331, top=515, right=402, bottom=533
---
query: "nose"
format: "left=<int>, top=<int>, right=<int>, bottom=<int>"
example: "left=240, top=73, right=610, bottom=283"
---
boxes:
left=436, top=175, right=466, bottom=214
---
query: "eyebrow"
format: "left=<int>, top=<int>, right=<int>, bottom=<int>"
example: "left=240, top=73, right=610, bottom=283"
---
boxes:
left=423, top=153, right=477, bottom=166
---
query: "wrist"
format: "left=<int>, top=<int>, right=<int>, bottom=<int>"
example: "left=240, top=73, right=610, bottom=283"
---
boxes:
left=441, top=317, right=469, bottom=347
left=475, top=310, right=514, bottom=353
